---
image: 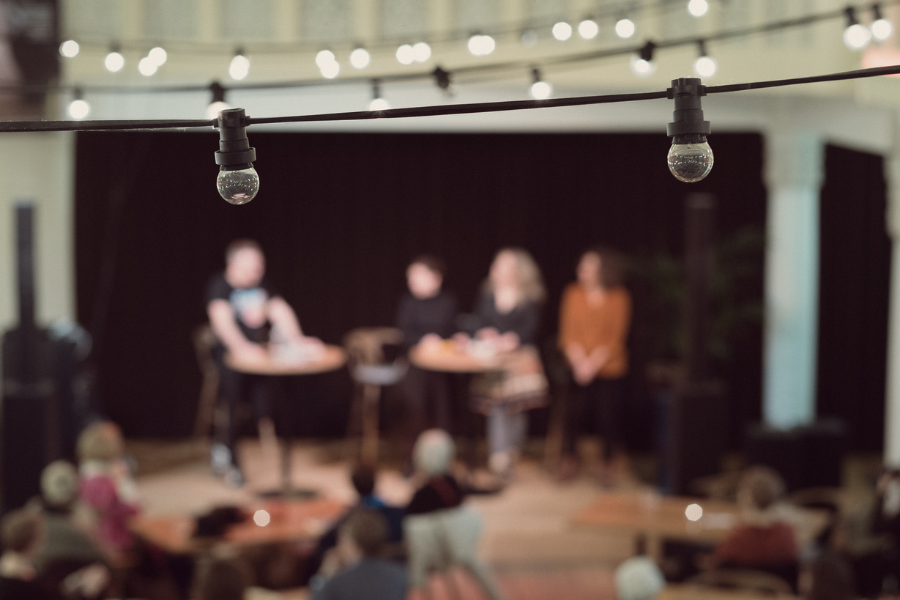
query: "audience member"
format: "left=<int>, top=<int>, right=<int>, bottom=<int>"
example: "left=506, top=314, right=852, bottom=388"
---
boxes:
left=463, top=248, right=548, bottom=478
left=407, top=429, right=464, bottom=515
left=615, top=555, right=665, bottom=600
left=396, top=255, right=458, bottom=441
left=194, top=556, right=249, bottom=600
left=800, top=553, right=855, bottom=600
left=558, top=247, right=632, bottom=484
left=310, top=510, right=407, bottom=600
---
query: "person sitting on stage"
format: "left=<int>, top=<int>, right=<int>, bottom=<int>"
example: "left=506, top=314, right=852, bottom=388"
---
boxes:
left=396, top=255, right=458, bottom=445
left=406, top=429, right=464, bottom=516
left=310, top=510, right=407, bottom=600
left=206, top=238, right=318, bottom=486
left=76, top=421, right=141, bottom=563
left=711, top=466, right=798, bottom=572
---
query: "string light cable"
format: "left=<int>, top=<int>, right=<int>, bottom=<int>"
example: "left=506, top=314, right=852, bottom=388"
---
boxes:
left=1, top=63, right=899, bottom=199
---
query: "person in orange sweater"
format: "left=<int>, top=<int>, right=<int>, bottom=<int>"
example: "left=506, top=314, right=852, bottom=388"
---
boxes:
left=558, top=247, right=632, bottom=483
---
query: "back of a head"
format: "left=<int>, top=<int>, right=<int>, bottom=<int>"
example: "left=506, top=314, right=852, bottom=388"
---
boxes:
left=738, top=466, right=785, bottom=511
left=76, top=421, right=123, bottom=464
left=341, top=509, right=388, bottom=558
left=41, top=460, right=79, bottom=510
left=413, top=429, right=455, bottom=476
left=351, top=464, right=376, bottom=498
left=196, top=558, right=248, bottom=600
left=225, top=238, right=262, bottom=264
left=1, top=508, right=42, bottom=554
left=615, top=556, right=664, bottom=600
left=807, top=553, right=854, bottom=600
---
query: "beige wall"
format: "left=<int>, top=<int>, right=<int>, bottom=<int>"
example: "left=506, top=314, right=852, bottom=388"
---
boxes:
left=0, top=132, right=75, bottom=333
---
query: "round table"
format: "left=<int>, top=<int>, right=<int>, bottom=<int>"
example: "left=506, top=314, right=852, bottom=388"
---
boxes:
left=408, top=341, right=503, bottom=373
left=225, top=344, right=346, bottom=496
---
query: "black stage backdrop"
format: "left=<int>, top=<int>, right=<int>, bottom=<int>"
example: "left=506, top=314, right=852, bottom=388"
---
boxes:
left=72, top=131, right=887, bottom=452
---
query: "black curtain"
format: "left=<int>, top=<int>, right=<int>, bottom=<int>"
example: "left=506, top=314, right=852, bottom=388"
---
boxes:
left=75, top=131, right=770, bottom=440
left=817, top=145, right=891, bottom=451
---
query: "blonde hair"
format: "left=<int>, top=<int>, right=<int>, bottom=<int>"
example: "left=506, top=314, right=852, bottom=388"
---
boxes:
left=77, top=421, right=124, bottom=463
left=485, top=247, right=546, bottom=304
left=413, top=429, right=455, bottom=476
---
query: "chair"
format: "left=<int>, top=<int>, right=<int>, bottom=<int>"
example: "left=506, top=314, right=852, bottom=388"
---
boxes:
left=192, top=325, right=220, bottom=439
left=404, top=506, right=505, bottom=600
left=686, top=568, right=793, bottom=595
left=343, top=327, right=408, bottom=464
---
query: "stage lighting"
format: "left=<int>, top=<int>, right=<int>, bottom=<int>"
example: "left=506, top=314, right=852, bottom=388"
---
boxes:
left=529, top=68, right=552, bottom=99
left=148, top=46, right=167, bottom=66
left=105, top=45, right=124, bottom=72
left=350, top=47, right=370, bottom=69
left=844, top=7, right=872, bottom=50
left=615, top=18, right=636, bottom=39
left=578, top=19, right=599, bottom=39
left=59, top=40, right=79, bottom=58
left=629, top=41, right=656, bottom=76
left=693, top=41, right=717, bottom=78
left=369, top=80, right=390, bottom=111
left=666, top=78, right=714, bottom=183
left=67, top=89, right=90, bottom=120
left=552, top=22, right=572, bottom=41
left=229, top=49, right=250, bottom=80
left=215, top=108, right=259, bottom=205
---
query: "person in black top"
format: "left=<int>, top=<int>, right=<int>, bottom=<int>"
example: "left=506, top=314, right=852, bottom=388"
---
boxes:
left=206, top=239, right=318, bottom=486
left=406, top=429, right=464, bottom=515
left=396, top=256, right=458, bottom=445
left=461, top=248, right=547, bottom=479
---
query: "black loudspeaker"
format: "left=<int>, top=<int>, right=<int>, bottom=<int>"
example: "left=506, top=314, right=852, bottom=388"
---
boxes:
left=745, top=419, right=846, bottom=491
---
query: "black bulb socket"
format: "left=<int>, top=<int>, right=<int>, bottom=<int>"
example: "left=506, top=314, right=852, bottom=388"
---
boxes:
left=666, top=77, right=711, bottom=145
left=215, top=108, right=256, bottom=172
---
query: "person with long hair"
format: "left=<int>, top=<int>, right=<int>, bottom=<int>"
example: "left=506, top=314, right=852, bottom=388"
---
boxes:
left=558, top=247, right=632, bottom=484
left=465, top=248, right=548, bottom=479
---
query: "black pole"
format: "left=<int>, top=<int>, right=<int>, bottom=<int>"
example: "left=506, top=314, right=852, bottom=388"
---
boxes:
left=684, top=193, right=715, bottom=382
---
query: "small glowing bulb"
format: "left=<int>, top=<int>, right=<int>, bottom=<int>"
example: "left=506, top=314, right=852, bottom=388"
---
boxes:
left=148, top=46, right=167, bottom=66
left=218, top=166, right=260, bottom=205
left=629, top=54, right=656, bottom=76
left=396, top=44, right=415, bottom=65
left=59, top=40, right=79, bottom=58
left=693, top=55, right=717, bottom=78
left=685, top=503, right=703, bottom=521
left=68, top=99, right=90, bottom=120
left=552, top=22, right=573, bottom=41
left=315, top=50, right=335, bottom=69
left=844, top=23, right=872, bottom=50
left=229, top=54, right=250, bottom=80
left=578, top=19, right=599, bottom=39
left=530, top=80, right=552, bottom=99
left=467, top=34, right=495, bottom=56
left=369, top=97, right=390, bottom=111
left=615, top=19, right=636, bottom=39
left=206, top=101, right=231, bottom=120
left=253, top=509, right=271, bottom=527
left=872, top=18, right=893, bottom=41
left=668, top=140, right=714, bottom=183
left=350, top=47, right=370, bottom=69
left=138, top=56, right=158, bottom=76
left=412, top=42, right=431, bottom=62
left=320, top=60, right=340, bottom=79
left=687, top=0, right=709, bottom=17
left=104, top=51, right=124, bottom=72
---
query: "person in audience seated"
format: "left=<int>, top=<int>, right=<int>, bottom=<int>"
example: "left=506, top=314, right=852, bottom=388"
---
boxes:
left=800, top=553, right=854, bottom=600
left=396, top=255, right=458, bottom=443
left=194, top=555, right=249, bottom=600
left=76, top=421, right=141, bottom=563
left=206, top=238, right=320, bottom=486
left=711, top=466, right=798, bottom=572
left=407, top=429, right=464, bottom=515
left=310, top=510, right=407, bottom=600
left=615, top=554, right=665, bottom=600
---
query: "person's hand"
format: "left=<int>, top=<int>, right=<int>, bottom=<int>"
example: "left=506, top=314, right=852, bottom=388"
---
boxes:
left=452, top=332, right=471, bottom=350
left=235, top=343, right=268, bottom=363
left=573, top=359, right=596, bottom=386
left=420, top=333, right=442, bottom=347
left=301, top=336, right=325, bottom=348
left=62, top=563, right=110, bottom=598
left=495, top=332, right=521, bottom=353
left=475, top=327, right=500, bottom=341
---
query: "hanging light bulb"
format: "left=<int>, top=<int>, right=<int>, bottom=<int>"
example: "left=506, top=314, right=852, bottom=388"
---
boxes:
left=467, top=33, right=495, bottom=56
left=629, top=41, right=656, bottom=76
left=350, top=47, right=370, bottom=69
left=529, top=67, right=552, bottom=100
left=412, top=42, right=431, bottom=62
left=104, top=44, right=124, bottom=72
left=138, top=56, right=157, bottom=76
left=666, top=77, right=713, bottom=183
left=320, top=60, right=340, bottom=79
left=615, top=18, right=636, bottom=39
left=432, top=66, right=454, bottom=97
left=578, top=18, right=599, bottom=40
left=206, top=81, right=230, bottom=120
left=687, top=0, right=709, bottom=18
left=67, top=88, right=90, bottom=120
left=552, top=22, right=573, bottom=41
left=316, top=49, right=336, bottom=68
left=59, top=40, right=79, bottom=58
left=229, top=48, right=250, bottom=80
left=693, top=41, right=717, bottom=78
left=843, top=7, right=872, bottom=50
left=215, top=108, right=259, bottom=205
left=369, top=79, right=390, bottom=111
left=148, top=46, right=167, bottom=66
left=396, top=44, right=415, bottom=65
left=872, top=4, right=893, bottom=41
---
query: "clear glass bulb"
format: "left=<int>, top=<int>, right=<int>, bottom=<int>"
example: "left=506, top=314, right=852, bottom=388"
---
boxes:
left=369, top=97, right=390, bottom=111
left=667, top=140, right=714, bottom=183
left=217, top=167, right=259, bottom=205
left=530, top=81, right=552, bottom=99
left=578, top=19, right=599, bottom=39
left=872, top=18, right=893, bottom=41
left=105, top=52, right=124, bottom=72
left=615, top=19, right=635, bottom=39
left=60, top=40, right=79, bottom=58
left=350, top=47, right=370, bottom=69
left=412, top=42, right=431, bottom=62
left=843, top=23, right=872, bottom=50
left=687, top=0, right=709, bottom=17
left=552, top=22, right=572, bottom=41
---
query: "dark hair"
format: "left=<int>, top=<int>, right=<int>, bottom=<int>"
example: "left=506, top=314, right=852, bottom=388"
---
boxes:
left=739, top=466, right=785, bottom=511
left=351, top=464, right=376, bottom=497
left=1, top=509, right=42, bottom=553
left=409, top=254, right=446, bottom=277
left=341, top=509, right=388, bottom=558
left=808, top=553, right=854, bottom=600
left=225, top=239, right=263, bottom=263
left=583, top=246, right=625, bottom=289
left=195, top=558, right=249, bottom=600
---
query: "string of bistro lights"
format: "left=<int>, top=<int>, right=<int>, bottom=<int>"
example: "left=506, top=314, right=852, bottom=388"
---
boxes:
left=3, top=64, right=898, bottom=201
left=45, top=0, right=900, bottom=120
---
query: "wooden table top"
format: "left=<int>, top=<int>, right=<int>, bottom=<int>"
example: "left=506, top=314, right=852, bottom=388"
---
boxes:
left=409, top=340, right=504, bottom=373
left=571, top=492, right=828, bottom=547
left=131, top=498, right=346, bottom=555
left=660, top=584, right=799, bottom=600
left=225, top=344, right=346, bottom=376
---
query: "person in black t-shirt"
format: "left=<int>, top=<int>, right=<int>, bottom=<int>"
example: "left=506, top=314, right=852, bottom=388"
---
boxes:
left=206, top=239, right=317, bottom=486
left=396, top=256, right=458, bottom=446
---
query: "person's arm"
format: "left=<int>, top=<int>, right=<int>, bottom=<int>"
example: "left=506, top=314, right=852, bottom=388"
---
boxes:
left=267, top=296, right=305, bottom=340
left=207, top=300, right=263, bottom=357
left=559, top=286, right=587, bottom=365
left=586, top=290, right=632, bottom=373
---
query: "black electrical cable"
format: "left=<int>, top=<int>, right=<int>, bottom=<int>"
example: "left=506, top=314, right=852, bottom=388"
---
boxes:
left=3, top=63, right=900, bottom=133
